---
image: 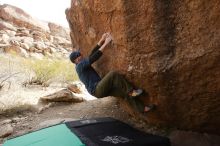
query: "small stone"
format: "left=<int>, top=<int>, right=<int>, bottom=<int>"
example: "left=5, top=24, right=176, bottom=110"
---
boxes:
left=20, top=47, right=29, bottom=57
left=29, top=53, right=44, bottom=60
left=21, top=123, right=29, bottom=127
left=0, top=119, right=12, bottom=125
left=39, top=118, right=76, bottom=128
left=20, top=43, right=30, bottom=50
left=11, top=123, right=16, bottom=127
left=12, top=117, right=20, bottom=122
left=0, top=124, right=13, bottom=138
left=67, top=84, right=82, bottom=94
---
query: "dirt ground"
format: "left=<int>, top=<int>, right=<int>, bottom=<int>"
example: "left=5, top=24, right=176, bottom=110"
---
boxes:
left=1, top=97, right=220, bottom=146
left=0, top=97, right=166, bottom=144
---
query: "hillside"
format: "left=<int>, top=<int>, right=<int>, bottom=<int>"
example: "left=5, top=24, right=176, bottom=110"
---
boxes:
left=0, top=4, right=72, bottom=58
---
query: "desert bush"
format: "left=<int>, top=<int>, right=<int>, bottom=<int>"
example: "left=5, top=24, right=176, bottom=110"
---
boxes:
left=23, top=58, right=78, bottom=86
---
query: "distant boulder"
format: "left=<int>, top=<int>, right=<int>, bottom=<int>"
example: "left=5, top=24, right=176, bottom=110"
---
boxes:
left=48, top=22, right=70, bottom=40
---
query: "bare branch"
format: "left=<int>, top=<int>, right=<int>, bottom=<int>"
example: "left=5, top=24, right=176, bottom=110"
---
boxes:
left=0, top=72, right=20, bottom=85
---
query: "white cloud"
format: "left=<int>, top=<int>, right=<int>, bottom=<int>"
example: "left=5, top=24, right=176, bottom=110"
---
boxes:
left=1, top=0, right=71, bottom=27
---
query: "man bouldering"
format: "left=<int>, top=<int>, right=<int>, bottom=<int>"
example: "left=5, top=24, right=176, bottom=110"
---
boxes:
left=70, top=33, right=154, bottom=113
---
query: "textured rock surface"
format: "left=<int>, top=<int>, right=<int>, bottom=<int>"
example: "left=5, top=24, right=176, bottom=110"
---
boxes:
left=66, top=0, right=220, bottom=134
left=169, top=130, right=220, bottom=146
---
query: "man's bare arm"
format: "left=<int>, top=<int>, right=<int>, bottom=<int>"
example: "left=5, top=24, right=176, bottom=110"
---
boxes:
left=97, top=33, right=108, bottom=46
left=89, top=33, right=108, bottom=56
left=89, top=33, right=112, bottom=64
left=99, top=35, right=112, bottom=52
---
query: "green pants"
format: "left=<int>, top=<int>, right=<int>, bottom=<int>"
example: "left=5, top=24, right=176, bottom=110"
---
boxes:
left=94, top=71, right=145, bottom=112
left=94, top=71, right=132, bottom=98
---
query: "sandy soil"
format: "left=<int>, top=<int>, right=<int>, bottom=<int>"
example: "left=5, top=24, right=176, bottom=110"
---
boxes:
left=1, top=97, right=220, bottom=146
left=0, top=97, right=166, bottom=143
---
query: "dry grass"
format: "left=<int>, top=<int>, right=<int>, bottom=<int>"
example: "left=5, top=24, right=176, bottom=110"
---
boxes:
left=0, top=54, right=20, bottom=91
left=22, top=57, right=78, bottom=86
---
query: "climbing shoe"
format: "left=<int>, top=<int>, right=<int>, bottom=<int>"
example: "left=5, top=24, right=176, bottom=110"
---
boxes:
left=129, top=89, right=143, bottom=98
left=144, top=104, right=156, bottom=112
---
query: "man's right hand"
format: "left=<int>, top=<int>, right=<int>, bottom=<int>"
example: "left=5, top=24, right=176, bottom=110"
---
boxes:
left=99, top=34, right=113, bottom=52
left=98, top=33, right=109, bottom=46
left=104, top=35, right=112, bottom=45
left=101, top=33, right=108, bottom=41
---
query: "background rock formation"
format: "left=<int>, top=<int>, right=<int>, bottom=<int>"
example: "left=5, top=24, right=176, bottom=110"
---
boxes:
left=66, top=0, right=220, bottom=134
left=0, top=4, right=71, bottom=58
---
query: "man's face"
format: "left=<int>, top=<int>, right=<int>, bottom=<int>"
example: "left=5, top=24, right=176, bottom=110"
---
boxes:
left=74, top=55, right=83, bottom=64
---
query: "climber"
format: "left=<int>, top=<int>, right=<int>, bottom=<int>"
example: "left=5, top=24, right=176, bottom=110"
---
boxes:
left=69, top=33, right=154, bottom=113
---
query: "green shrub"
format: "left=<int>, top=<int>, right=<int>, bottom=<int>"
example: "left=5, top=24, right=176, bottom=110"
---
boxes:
left=23, top=58, right=78, bottom=86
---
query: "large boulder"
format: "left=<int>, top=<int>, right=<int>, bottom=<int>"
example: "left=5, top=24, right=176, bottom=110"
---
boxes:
left=66, top=0, right=220, bottom=134
left=4, top=45, right=22, bottom=54
left=39, top=89, right=84, bottom=103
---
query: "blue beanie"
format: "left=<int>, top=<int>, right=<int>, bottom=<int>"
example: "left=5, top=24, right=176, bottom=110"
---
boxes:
left=69, top=51, right=81, bottom=63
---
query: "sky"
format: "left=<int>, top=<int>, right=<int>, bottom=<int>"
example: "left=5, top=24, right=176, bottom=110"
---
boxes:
left=0, top=0, right=71, bottom=27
